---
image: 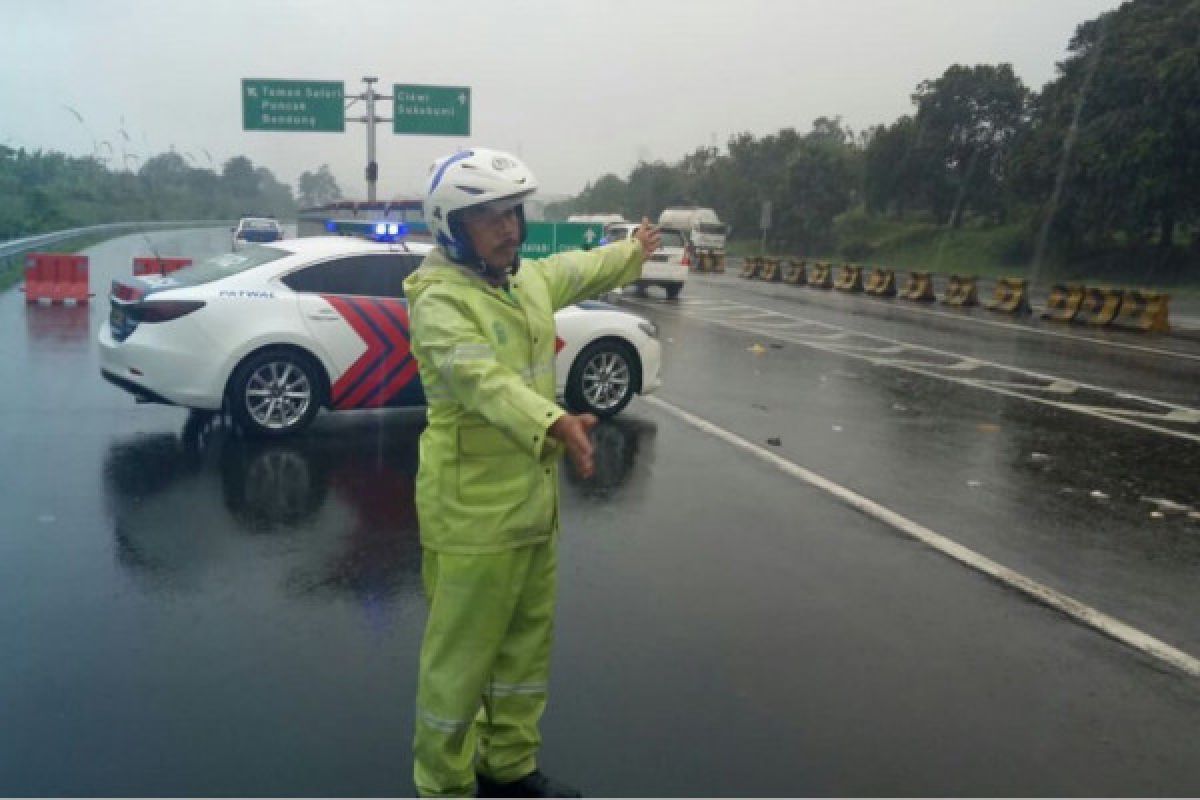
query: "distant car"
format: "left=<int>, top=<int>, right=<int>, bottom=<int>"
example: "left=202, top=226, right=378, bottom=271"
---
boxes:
left=98, top=237, right=663, bottom=436
left=232, top=217, right=284, bottom=250
left=604, top=223, right=688, bottom=299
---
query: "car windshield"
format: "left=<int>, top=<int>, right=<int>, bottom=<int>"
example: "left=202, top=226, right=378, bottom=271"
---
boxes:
left=696, top=223, right=724, bottom=234
left=162, top=246, right=290, bottom=286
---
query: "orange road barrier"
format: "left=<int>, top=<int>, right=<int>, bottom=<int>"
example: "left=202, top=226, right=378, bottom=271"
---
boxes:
left=807, top=262, right=834, bottom=289
left=899, top=271, right=936, bottom=302
left=783, top=259, right=807, bottom=286
left=1040, top=283, right=1085, bottom=322
left=740, top=256, right=763, bottom=279
left=833, top=264, right=864, bottom=292
left=1073, top=287, right=1124, bottom=327
left=983, top=277, right=1032, bottom=314
left=941, top=274, right=980, bottom=307
left=133, top=257, right=192, bottom=277
left=863, top=268, right=897, bottom=297
left=23, top=252, right=90, bottom=305
left=760, top=257, right=783, bottom=282
left=1110, top=290, right=1171, bottom=333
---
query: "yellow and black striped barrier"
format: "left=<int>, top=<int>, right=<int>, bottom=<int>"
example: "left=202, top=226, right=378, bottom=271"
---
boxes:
left=760, top=257, right=783, bottom=282
left=1041, top=283, right=1085, bottom=322
left=808, top=262, right=834, bottom=289
left=899, top=271, right=936, bottom=302
left=1074, top=287, right=1124, bottom=327
left=942, top=274, right=980, bottom=307
left=863, top=268, right=896, bottom=297
left=783, top=259, right=807, bottom=285
left=1111, top=290, right=1171, bottom=332
left=713, top=253, right=726, bottom=273
left=740, top=256, right=763, bottom=279
left=833, top=264, right=864, bottom=292
left=983, top=278, right=1032, bottom=314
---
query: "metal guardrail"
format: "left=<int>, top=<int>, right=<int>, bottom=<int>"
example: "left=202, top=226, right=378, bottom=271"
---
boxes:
left=0, top=220, right=233, bottom=264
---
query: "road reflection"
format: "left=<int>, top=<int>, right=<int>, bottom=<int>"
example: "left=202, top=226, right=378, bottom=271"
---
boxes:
left=103, top=413, right=424, bottom=608
left=24, top=303, right=93, bottom=347
left=102, top=411, right=659, bottom=605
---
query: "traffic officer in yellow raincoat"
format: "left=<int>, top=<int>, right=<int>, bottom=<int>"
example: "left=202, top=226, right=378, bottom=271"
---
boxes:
left=403, top=148, right=660, bottom=798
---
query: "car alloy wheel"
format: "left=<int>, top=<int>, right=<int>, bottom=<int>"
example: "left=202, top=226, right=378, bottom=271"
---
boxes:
left=230, top=348, right=323, bottom=437
left=567, top=339, right=639, bottom=417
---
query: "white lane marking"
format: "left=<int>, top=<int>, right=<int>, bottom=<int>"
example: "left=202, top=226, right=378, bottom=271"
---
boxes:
left=629, top=297, right=1200, bottom=442
left=707, top=275, right=1200, bottom=365
left=644, top=395, right=1200, bottom=679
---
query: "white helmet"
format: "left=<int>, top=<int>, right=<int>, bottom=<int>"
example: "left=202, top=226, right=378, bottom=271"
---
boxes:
left=423, top=147, right=538, bottom=267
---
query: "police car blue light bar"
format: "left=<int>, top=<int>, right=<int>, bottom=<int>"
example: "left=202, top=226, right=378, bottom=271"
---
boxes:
left=325, top=219, right=409, bottom=242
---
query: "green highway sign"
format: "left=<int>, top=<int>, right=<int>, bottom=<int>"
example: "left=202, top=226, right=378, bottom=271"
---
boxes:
left=521, top=222, right=605, bottom=259
left=242, top=79, right=345, bottom=132
left=394, top=84, right=470, bottom=136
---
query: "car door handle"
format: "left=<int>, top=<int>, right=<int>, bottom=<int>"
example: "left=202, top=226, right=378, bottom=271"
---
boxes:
left=307, top=311, right=341, bottom=321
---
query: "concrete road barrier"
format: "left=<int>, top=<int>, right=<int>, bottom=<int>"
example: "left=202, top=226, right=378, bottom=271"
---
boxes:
left=761, top=257, right=782, bottom=282
left=899, top=271, right=936, bottom=302
left=1074, top=287, right=1124, bottom=327
left=863, top=268, right=897, bottom=297
left=834, top=264, right=864, bottom=292
left=1111, top=290, right=1171, bottom=333
left=807, top=262, right=834, bottom=289
left=740, top=256, right=763, bottom=279
left=1041, top=284, right=1085, bottom=322
left=942, top=274, right=980, bottom=307
left=983, top=278, right=1032, bottom=314
left=783, top=259, right=807, bottom=286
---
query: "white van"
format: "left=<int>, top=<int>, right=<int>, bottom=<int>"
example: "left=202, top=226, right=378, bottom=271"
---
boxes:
left=605, top=222, right=688, bottom=299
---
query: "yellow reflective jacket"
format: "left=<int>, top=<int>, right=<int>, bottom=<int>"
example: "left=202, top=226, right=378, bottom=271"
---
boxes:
left=403, top=239, right=645, bottom=553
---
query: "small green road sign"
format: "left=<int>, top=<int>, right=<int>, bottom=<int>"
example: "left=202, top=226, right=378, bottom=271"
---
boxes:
left=242, top=79, right=345, bottom=132
left=393, top=84, right=470, bottom=136
left=521, top=222, right=604, bottom=259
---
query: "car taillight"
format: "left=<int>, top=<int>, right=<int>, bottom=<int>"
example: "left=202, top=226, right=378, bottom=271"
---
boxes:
left=133, top=300, right=206, bottom=323
left=111, top=280, right=145, bottom=303
left=555, top=336, right=565, bottom=354
left=681, top=250, right=692, bottom=267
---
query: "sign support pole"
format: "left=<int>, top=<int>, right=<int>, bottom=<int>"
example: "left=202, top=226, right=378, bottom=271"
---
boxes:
left=349, top=76, right=392, bottom=203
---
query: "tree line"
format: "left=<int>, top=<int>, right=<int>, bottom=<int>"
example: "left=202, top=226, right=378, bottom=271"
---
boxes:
left=547, top=0, right=1199, bottom=282
left=0, top=146, right=346, bottom=241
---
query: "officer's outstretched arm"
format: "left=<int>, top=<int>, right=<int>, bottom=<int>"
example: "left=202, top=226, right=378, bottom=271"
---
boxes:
left=410, top=290, right=564, bottom=456
left=537, top=237, right=646, bottom=310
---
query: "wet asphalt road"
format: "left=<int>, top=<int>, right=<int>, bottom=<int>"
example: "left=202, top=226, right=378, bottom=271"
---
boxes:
left=2, top=230, right=1200, bottom=796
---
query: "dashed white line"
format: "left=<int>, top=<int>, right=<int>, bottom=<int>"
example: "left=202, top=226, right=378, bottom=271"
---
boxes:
left=644, top=394, right=1200, bottom=679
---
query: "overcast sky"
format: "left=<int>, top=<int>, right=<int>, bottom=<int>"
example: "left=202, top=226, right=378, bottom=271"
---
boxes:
left=4, top=0, right=1120, bottom=200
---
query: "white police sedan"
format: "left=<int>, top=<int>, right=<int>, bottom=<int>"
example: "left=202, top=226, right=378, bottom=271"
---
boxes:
left=98, top=236, right=663, bottom=437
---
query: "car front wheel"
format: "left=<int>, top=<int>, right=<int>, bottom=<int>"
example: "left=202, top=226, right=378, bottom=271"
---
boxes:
left=229, top=348, right=323, bottom=437
left=565, top=339, right=639, bottom=417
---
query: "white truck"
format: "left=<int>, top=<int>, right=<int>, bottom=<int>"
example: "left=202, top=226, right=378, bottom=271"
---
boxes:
left=657, top=207, right=727, bottom=262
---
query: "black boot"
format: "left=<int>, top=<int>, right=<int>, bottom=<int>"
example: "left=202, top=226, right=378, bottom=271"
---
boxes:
left=476, top=769, right=582, bottom=798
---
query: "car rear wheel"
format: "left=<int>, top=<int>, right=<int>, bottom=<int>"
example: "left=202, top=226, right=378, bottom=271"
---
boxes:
left=229, top=348, right=323, bottom=438
left=665, top=282, right=683, bottom=300
left=565, top=339, right=639, bottom=417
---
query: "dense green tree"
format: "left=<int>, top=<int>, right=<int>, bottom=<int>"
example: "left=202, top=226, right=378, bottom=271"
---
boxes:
left=1015, top=0, right=1200, bottom=263
left=297, top=164, right=343, bottom=207
left=910, top=64, right=1031, bottom=227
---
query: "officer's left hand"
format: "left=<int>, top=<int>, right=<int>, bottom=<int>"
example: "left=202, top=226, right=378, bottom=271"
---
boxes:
left=633, top=217, right=661, bottom=257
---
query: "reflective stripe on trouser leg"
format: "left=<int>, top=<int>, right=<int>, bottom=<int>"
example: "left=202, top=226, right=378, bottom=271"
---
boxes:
left=478, top=539, right=556, bottom=783
left=413, top=541, right=557, bottom=797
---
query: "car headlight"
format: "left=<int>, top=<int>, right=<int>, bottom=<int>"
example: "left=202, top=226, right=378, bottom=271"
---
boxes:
left=637, top=320, right=658, bottom=339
